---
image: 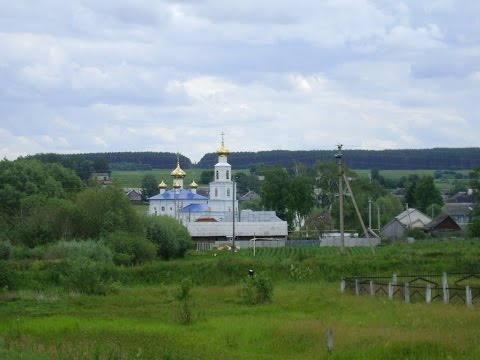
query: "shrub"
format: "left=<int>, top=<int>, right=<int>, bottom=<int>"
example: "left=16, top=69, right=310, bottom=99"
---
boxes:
left=173, top=278, right=194, bottom=324
left=103, top=231, right=157, bottom=266
left=404, top=228, right=428, bottom=240
left=240, top=273, right=273, bottom=305
left=49, top=259, right=118, bottom=295
left=0, top=260, right=15, bottom=290
left=0, top=241, right=12, bottom=260
left=145, top=216, right=192, bottom=260
left=42, top=240, right=113, bottom=263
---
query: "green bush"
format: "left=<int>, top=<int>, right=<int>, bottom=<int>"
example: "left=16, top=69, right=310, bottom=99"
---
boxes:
left=0, top=241, right=12, bottom=260
left=173, top=278, right=194, bottom=324
left=103, top=231, right=157, bottom=266
left=145, top=216, right=192, bottom=260
left=240, top=273, right=273, bottom=305
left=49, top=259, right=118, bottom=295
left=42, top=240, right=113, bottom=263
left=0, top=260, right=15, bottom=290
left=404, top=228, right=428, bottom=240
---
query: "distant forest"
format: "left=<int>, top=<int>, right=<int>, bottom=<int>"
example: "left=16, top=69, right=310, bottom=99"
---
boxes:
left=197, top=148, right=480, bottom=170
left=28, top=148, right=480, bottom=175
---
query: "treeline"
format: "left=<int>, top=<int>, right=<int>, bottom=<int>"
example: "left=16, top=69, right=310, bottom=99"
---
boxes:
left=27, top=152, right=191, bottom=177
left=198, top=148, right=480, bottom=170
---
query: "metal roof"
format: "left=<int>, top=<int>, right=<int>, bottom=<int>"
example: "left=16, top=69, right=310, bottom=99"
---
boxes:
left=149, top=189, right=208, bottom=201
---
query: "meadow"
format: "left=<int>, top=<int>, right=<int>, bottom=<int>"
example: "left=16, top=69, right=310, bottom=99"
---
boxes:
left=1, top=241, right=480, bottom=359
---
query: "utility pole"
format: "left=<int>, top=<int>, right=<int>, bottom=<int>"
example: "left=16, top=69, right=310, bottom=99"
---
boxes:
left=368, top=198, right=372, bottom=230
left=377, top=205, right=380, bottom=231
left=232, top=180, right=236, bottom=255
left=335, top=145, right=345, bottom=254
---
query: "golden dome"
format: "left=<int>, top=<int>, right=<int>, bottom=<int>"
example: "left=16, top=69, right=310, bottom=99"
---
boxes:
left=158, top=179, right=167, bottom=189
left=173, top=180, right=181, bottom=189
left=217, top=133, right=229, bottom=156
left=171, top=154, right=186, bottom=178
left=189, top=179, right=198, bottom=188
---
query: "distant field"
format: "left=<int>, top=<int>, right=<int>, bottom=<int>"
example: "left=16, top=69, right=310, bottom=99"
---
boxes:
left=354, top=169, right=471, bottom=180
left=111, top=169, right=249, bottom=187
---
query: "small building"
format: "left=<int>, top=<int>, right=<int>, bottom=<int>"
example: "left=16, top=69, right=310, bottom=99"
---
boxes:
left=92, top=172, right=111, bottom=186
left=124, top=188, right=143, bottom=204
left=424, top=213, right=461, bottom=237
left=239, top=190, right=260, bottom=202
left=380, top=208, right=431, bottom=242
left=442, top=203, right=473, bottom=230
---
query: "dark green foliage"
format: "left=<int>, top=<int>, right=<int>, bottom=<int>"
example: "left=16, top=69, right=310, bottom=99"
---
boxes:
left=200, top=170, right=214, bottom=184
left=173, top=278, right=194, bottom=324
left=240, top=273, right=273, bottom=305
left=41, top=240, right=113, bottom=263
left=0, top=241, right=12, bottom=260
left=144, top=216, right=192, bottom=260
left=75, top=186, right=143, bottom=238
left=404, top=228, right=428, bottom=240
left=141, top=174, right=158, bottom=200
left=103, top=231, right=157, bottom=265
left=0, top=260, right=15, bottom=290
left=261, top=166, right=315, bottom=228
left=49, top=258, right=118, bottom=295
left=235, top=171, right=261, bottom=194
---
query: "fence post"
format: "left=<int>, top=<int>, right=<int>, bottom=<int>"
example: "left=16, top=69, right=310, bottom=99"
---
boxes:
left=388, top=282, right=393, bottom=300
left=392, top=274, right=397, bottom=286
left=426, top=284, right=432, bottom=304
left=325, top=327, right=333, bottom=354
left=355, top=279, right=360, bottom=296
left=340, top=278, right=345, bottom=293
left=404, top=283, right=410, bottom=304
left=442, top=272, right=449, bottom=304
left=466, top=286, right=472, bottom=307
left=369, top=281, right=375, bottom=297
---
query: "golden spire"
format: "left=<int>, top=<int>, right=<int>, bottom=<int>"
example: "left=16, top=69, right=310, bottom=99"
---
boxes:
left=189, top=179, right=198, bottom=188
left=158, top=179, right=167, bottom=189
left=217, top=132, right=229, bottom=156
left=170, top=153, right=186, bottom=178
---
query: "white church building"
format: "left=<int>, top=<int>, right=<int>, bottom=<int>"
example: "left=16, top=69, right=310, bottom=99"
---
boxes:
left=148, top=137, right=288, bottom=244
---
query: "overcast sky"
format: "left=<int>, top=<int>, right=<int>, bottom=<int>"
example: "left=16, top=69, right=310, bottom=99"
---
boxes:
left=1, top=0, right=479, bottom=162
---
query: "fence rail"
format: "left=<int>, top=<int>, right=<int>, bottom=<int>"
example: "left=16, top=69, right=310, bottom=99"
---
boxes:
left=341, top=272, right=480, bottom=306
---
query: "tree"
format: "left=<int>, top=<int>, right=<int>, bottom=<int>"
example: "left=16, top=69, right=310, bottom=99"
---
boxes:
left=200, top=170, right=214, bottom=184
left=261, top=167, right=295, bottom=228
left=235, top=172, right=261, bottom=194
left=373, top=194, right=403, bottom=229
left=261, top=167, right=315, bottom=229
left=314, top=161, right=339, bottom=211
left=414, top=176, right=444, bottom=212
left=144, top=215, right=192, bottom=260
left=141, top=174, right=158, bottom=200
left=75, top=185, right=143, bottom=239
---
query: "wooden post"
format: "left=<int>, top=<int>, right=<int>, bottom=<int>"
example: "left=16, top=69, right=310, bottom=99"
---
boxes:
left=325, top=327, right=333, bottom=354
left=340, top=279, right=346, bottom=293
left=442, top=272, right=449, bottom=304
left=404, top=283, right=410, bottom=304
left=466, top=286, right=472, bottom=307
left=355, top=279, right=360, bottom=296
left=426, top=284, right=432, bottom=304
left=392, top=274, right=397, bottom=286
left=369, top=281, right=375, bottom=297
left=388, top=282, right=393, bottom=300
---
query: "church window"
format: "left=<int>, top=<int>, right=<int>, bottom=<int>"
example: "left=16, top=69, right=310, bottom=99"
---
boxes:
left=226, top=170, right=230, bottom=179
left=216, top=171, right=219, bottom=180
left=215, top=188, right=218, bottom=197
left=161, top=206, right=165, bottom=212
left=227, top=188, right=230, bottom=197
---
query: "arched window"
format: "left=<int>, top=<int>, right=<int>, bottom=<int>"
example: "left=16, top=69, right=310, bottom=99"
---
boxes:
left=227, top=188, right=230, bottom=197
left=216, top=171, right=219, bottom=180
left=215, top=188, right=218, bottom=197
left=226, top=170, right=230, bottom=180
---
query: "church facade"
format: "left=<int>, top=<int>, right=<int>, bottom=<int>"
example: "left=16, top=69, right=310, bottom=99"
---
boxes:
left=148, top=137, right=288, bottom=242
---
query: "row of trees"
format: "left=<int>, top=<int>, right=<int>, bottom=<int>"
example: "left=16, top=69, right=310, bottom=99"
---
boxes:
left=259, top=160, right=448, bottom=233
left=0, top=158, right=192, bottom=261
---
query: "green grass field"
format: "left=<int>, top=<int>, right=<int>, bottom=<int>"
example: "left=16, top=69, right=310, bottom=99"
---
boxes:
left=1, top=241, right=480, bottom=359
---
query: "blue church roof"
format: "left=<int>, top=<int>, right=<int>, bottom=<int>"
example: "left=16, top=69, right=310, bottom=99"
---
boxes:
left=149, top=189, right=208, bottom=201
left=182, top=203, right=209, bottom=212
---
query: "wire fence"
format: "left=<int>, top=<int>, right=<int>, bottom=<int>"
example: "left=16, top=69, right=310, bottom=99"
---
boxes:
left=341, top=273, right=480, bottom=306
